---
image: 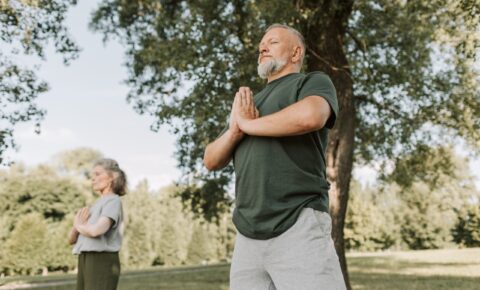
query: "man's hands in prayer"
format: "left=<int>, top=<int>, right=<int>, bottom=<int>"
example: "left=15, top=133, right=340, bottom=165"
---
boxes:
left=234, top=86, right=259, bottom=130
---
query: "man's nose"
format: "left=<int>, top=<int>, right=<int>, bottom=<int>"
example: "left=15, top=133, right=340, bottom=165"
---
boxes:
left=259, top=44, right=268, bottom=54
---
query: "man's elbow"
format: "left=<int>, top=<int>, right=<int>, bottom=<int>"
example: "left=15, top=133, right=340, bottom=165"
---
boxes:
left=300, top=114, right=326, bottom=132
left=204, top=158, right=215, bottom=171
left=204, top=157, right=222, bottom=171
left=203, top=150, right=215, bottom=171
left=203, top=146, right=222, bottom=171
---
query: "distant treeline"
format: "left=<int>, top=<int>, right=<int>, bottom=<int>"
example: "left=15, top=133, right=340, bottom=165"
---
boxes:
left=0, top=148, right=479, bottom=276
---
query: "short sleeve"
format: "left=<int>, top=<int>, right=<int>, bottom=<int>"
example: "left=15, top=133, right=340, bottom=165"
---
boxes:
left=102, top=197, right=122, bottom=228
left=297, top=72, right=338, bottom=129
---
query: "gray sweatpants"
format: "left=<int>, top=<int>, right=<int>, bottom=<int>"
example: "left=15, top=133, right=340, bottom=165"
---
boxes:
left=230, top=208, right=346, bottom=290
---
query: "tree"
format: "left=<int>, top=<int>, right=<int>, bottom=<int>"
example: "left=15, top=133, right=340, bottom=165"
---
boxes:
left=186, top=222, right=217, bottom=265
left=399, top=182, right=456, bottom=249
left=453, top=205, right=480, bottom=248
left=0, top=163, right=87, bottom=242
left=52, top=147, right=103, bottom=179
left=153, top=186, right=195, bottom=266
left=0, top=213, right=47, bottom=275
left=344, top=181, right=400, bottom=251
left=387, top=146, right=479, bottom=249
left=0, top=0, right=79, bottom=164
left=44, top=217, right=77, bottom=272
left=90, top=1, right=480, bottom=287
left=121, top=181, right=156, bottom=268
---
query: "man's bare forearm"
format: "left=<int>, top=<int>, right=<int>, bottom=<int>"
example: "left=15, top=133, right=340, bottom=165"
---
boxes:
left=238, top=96, right=331, bottom=137
left=204, top=129, right=244, bottom=170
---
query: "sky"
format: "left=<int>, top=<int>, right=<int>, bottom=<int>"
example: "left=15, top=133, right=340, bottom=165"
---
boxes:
left=2, top=0, right=180, bottom=190
left=2, top=0, right=479, bottom=191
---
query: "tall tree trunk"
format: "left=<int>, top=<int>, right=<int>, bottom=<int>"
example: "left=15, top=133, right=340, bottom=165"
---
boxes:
left=302, top=1, right=355, bottom=289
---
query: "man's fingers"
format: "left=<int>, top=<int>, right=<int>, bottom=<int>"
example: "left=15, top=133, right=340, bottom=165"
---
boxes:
left=235, top=87, right=258, bottom=120
left=248, top=90, right=255, bottom=116
left=239, top=87, right=250, bottom=97
left=233, top=94, right=237, bottom=108
left=234, top=93, right=241, bottom=112
left=244, top=88, right=251, bottom=107
left=237, top=91, right=244, bottom=107
left=241, top=90, right=246, bottom=108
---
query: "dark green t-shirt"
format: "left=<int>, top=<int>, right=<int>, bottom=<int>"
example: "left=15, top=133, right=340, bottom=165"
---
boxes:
left=232, top=72, right=338, bottom=240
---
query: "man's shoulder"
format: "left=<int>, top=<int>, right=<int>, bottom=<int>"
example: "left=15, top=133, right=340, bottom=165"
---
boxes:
left=299, top=71, right=335, bottom=89
left=303, top=71, right=331, bottom=81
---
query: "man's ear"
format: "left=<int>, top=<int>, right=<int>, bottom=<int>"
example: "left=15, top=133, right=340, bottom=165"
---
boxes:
left=291, top=45, right=302, bottom=63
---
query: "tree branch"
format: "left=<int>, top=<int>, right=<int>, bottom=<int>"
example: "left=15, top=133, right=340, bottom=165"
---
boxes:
left=355, top=94, right=404, bottom=119
left=307, top=47, right=353, bottom=81
left=346, top=28, right=366, bottom=53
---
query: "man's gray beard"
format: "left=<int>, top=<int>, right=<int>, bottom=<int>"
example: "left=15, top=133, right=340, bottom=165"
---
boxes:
left=257, top=57, right=287, bottom=79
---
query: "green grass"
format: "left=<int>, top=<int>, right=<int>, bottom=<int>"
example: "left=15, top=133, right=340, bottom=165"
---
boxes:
left=348, top=248, right=480, bottom=290
left=1, top=248, right=479, bottom=290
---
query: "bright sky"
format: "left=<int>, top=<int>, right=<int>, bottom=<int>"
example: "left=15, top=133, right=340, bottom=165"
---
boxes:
left=2, top=0, right=180, bottom=190
left=2, top=0, right=479, bottom=190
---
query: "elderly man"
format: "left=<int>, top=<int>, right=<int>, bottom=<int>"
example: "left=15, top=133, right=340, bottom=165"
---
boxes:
left=204, top=24, right=346, bottom=290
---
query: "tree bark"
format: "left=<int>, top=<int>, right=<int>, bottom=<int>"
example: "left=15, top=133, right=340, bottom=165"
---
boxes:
left=301, top=1, right=355, bottom=289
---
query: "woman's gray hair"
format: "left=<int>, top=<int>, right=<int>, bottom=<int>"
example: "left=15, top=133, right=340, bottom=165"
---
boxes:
left=266, top=24, right=306, bottom=66
left=94, top=158, right=127, bottom=196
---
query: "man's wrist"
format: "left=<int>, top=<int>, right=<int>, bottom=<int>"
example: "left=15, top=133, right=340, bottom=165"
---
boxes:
left=227, top=128, right=244, bottom=142
left=238, top=118, right=254, bottom=135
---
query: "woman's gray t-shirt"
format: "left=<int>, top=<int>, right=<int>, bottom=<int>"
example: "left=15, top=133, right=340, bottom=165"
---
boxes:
left=73, top=194, right=123, bottom=254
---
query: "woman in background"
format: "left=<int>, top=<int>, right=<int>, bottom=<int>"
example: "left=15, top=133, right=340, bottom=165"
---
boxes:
left=68, top=158, right=127, bottom=290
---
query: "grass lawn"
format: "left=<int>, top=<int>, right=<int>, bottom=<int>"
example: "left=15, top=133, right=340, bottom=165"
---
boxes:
left=348, top=248, right=480, bottom=290
left=1, top=248, right=479, bottom=290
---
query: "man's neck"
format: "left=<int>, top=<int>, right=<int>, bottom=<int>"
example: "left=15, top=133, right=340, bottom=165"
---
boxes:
left=267, top=66, right=300, bottom=83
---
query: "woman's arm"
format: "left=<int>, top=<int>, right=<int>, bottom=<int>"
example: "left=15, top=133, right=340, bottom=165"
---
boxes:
left=75, top=216, right=113, bottom=238
left=67, top=226, right=79, bottom=245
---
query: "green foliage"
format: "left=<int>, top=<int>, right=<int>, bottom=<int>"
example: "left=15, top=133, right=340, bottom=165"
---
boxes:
left=0, top=213, right=47, bottom=275
left=179, top=177, right=233, bottom=222
left=0, top=149, right=236, bottom=276
left=0, top=0, right=80, bottom=164
left=384, top=145, right=456, bottom=188
left=0, top=164, right=86, bottom=224
left=44, top=218, right=77, bottom=272
left=344, top=182, right=400, bottom=251
left=0, top=160, right=88, bottom=276
left=346, top=147, right=480, bottom=251
left=123, top=218, right=153, bottom=269
left=121, top=181, right=156, bottom=269
left=121, top=181, right=236, bottom=269
left=399, top=182, right=456, bottom=249
left=351, top=1, right=480, bottom=163
left=390, top=146, right=479, bottom=249
left=52, top=147, right=103, bottom=179
left=452, top=205, right=480, bottom=247
left=186, top=222, right=217, bottom=265
left=90, top=0, right=480, bottom=221
left=152, top=186, right=195, bottom=266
